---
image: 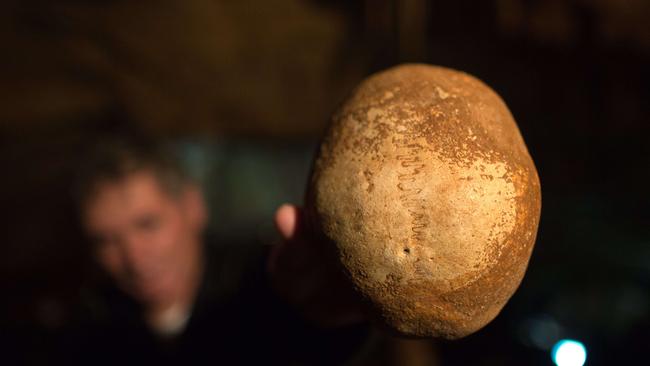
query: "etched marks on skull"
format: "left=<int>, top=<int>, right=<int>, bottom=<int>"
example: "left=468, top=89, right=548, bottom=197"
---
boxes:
left=362, top=169, right=375, bottom=193
left=395, top=137, right=428, bottom=243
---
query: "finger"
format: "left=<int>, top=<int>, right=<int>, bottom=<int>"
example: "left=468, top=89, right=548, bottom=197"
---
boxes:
left=274, top=203, right=301, bottom=240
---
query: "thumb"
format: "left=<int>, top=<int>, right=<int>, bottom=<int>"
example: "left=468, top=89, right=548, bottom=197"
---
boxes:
left=268, top=203, right=302, bottom=274
left=274, top=203, right=302, bottom=241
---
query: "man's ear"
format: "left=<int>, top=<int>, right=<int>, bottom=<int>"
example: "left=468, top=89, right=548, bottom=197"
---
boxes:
left=182, top=184, right=207, bottom=232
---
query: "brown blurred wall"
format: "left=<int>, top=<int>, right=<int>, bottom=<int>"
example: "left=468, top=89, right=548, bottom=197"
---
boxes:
left=1, top=0, right=649, bottom=336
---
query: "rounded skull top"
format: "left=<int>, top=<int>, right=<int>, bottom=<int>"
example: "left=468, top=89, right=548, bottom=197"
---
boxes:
left=307, top=64, right=541, bottom=339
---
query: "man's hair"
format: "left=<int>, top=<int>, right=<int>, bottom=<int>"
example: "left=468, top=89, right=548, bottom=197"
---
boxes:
left=73, top=137, right=190, bottom=208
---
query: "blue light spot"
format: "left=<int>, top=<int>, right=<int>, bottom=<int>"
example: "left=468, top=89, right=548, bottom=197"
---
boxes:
left=552, top=339, right=587, bottom=366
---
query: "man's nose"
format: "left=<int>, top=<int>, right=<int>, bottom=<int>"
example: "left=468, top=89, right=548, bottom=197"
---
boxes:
left=121, top=233, right=153, bottom=272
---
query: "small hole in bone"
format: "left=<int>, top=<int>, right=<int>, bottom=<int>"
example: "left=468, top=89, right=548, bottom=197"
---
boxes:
left=403, top=248, right=410, bottom=254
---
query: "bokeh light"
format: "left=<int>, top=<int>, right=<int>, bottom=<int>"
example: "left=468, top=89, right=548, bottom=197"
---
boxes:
left=551, top=339, right=587, bottom=366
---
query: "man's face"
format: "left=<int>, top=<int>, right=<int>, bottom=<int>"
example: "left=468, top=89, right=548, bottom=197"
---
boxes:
left=82, top=171, right=206, bottom=307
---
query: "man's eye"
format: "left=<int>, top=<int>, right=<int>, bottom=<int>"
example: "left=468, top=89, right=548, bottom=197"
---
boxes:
left=90, top=234, right=114, bottom=248
left=90, top=235, right=106, bottom=246
left=137, top=216, right=160, bottom=231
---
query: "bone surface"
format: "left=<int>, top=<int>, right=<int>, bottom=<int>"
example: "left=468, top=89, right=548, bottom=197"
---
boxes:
left=308, top=64, right=541, bottom=339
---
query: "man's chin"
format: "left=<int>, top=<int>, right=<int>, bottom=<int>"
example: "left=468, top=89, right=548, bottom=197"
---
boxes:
left=130, top=282, right=174, bottom=307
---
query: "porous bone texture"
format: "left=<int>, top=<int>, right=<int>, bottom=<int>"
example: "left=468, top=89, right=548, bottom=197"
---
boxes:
left=308, top=64, right=541, bottom=339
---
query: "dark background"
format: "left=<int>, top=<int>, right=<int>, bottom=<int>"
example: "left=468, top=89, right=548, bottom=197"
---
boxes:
left=1, top=0, right=649, bottom=365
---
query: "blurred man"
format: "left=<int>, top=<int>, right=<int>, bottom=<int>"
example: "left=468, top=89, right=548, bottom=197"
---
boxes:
left=67, top=139, right=367, bottom=365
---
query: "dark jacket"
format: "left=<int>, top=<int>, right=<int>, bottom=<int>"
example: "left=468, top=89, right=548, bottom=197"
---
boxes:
left=58, top=241, right=368, bottom=365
